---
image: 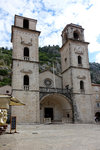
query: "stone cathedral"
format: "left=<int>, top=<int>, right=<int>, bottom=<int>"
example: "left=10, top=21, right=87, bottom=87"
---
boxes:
left=11, top=15, right=99, bottom=124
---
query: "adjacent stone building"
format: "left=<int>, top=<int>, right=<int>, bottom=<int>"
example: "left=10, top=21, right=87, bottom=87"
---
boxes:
left=0, top=85, right=12, bottom=95
left=1, top=15, right=100, bottom=124
left=92, top=83, right=100, bottom=120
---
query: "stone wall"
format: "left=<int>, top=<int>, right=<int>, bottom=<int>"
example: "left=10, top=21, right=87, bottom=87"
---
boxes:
left=12, top=29, right=39, bottom=61
left=92, top=84, right=100, bottom=115
left=15, top=15, right=37, bottom=30
left=12, top=90, right=40, bottom=123
left=73, top=94, right=94, bottom=123
left=12, top=61, right=39, bottom=90
left=60, top=42, right=70, bottom=73
left=0, top=85, right=12, bottom=95
left=72, top=68, right=92, bottom=94
left=39, top=71, right=62, bottom=89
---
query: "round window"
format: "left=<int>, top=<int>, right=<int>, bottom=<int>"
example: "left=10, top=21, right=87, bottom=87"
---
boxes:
left=44, top=78, right=52, bottom=87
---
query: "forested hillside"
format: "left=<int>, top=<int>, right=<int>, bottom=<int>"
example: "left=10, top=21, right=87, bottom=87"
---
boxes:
left=39, top=45, right=61, bottom=73
left=0, top=46, right=100, bottom=87
left=90, top=62, right=100, bottom=84
left=0, top=47, right=12, bottom=86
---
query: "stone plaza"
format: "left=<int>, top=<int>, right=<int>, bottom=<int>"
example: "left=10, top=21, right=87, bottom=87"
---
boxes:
left=0, top=124, right=100, bottom=150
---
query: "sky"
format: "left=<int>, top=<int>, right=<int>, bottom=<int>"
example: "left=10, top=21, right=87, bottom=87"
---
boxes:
left=0, top=0, right=100, bottom=63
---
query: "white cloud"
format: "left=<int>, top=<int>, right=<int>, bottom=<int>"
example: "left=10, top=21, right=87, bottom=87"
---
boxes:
left=96, top=53, right=100, bottom=63
left=0, top=0, right=100, bottom=58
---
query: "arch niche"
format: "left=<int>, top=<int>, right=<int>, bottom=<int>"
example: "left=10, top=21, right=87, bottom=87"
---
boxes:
left=40, top=93, right=73, bottom=123
left=95, top=112, right=100, bottom=122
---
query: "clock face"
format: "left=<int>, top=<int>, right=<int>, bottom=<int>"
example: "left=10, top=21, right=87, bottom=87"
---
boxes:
left=44, top=78, right=52, bottom=87
left=74, top=45, right=84, bottom=54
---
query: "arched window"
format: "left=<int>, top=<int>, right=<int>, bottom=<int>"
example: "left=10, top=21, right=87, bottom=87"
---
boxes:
left=24, top=47, right=29, bottom=60
left=73, top=31, right=79, bottom=40
left=80, top=80, right=84, bottom=90
left=65, top=58, right=67, bottom=62
left=67, top=114, right=70, bottom=118
left=24, top=75, right=29, bottom=90
left=23, top=19, right=29, bottom=29
left=78, top=56, right=82, bottom=65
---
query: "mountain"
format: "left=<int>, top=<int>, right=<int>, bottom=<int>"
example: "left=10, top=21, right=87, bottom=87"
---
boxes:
left=39, top=45, right=61, bottom=74
left=90, top=62, right=100, bottom=84
left=0, top=47, right=12, bottom=86
left=0, top=46, right=100, bottom=86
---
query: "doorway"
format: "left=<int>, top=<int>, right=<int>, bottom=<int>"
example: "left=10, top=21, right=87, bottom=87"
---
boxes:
left=44, top=108, right=53, bottom=120
left=95, top=112, right=100, bottom=122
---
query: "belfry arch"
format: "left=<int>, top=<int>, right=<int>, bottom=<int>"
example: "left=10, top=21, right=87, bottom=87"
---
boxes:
left=40, top=93, right=73, bottom=123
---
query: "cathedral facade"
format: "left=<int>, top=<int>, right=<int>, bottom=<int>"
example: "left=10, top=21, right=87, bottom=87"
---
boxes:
left=10, top=15, right=100, bottom=124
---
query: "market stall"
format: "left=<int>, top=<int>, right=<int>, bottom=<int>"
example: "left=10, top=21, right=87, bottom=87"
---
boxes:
left=0, top=95, right=25, bottom=134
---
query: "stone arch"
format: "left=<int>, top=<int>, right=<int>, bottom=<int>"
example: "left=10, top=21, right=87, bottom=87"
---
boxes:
left=80, top=80, right=84, bottom=90
left=78, top=55, right=82, bottom=65
left=24, top=75, right=29, bottom=86
left=24, top=46, right=29, bottom=56
left=40, top=93, right=73, bottom=123
left=73, top=30, right=80, bottom=40
left=95, top=112, right=100, bottom=122
left=23, top=19, right=29, bottom=29
left=23, top=75, right=29, bottom=90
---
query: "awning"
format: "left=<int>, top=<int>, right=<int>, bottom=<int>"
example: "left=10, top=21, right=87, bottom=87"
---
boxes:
left=0, top=95, right=25, bottom=109
left=10, top=97, right=25, bottom=106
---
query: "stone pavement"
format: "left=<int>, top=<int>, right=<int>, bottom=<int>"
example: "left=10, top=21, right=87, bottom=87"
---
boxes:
left=0, top=124, right=100, bottom=150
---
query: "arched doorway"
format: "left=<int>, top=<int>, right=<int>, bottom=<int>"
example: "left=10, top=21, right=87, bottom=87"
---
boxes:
left=95, top=112, right=100, bottom=122
left=40, top=93, right=73, bottom=123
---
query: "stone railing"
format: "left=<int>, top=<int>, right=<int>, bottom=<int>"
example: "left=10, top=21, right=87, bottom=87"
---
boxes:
left=39, top=87, right=73, bottom=101
left=24, top=85, right=29, bottom=91
left=24, top=56, right=29, bottom=61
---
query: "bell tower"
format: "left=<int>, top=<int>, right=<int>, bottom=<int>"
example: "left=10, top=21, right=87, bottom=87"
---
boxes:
left=60, top=23, right=94, bottom=123
left=11, top=15, right=40, bottom=123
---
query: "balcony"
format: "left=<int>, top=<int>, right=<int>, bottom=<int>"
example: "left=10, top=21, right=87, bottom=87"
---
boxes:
left=39, top=87, right=73, bottom=101
left=24, top=56, right=29, bottom=61
left=24, top=85, right=29, bottom=91
left=80, top=89, right=85, bottom=93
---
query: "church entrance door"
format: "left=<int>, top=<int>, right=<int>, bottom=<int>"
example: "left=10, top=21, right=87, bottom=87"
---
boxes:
left=44, top=108, right=53, bottom=120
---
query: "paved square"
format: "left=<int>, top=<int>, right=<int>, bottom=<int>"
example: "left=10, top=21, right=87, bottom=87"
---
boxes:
left=0, top=124, right=100, bottom=150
